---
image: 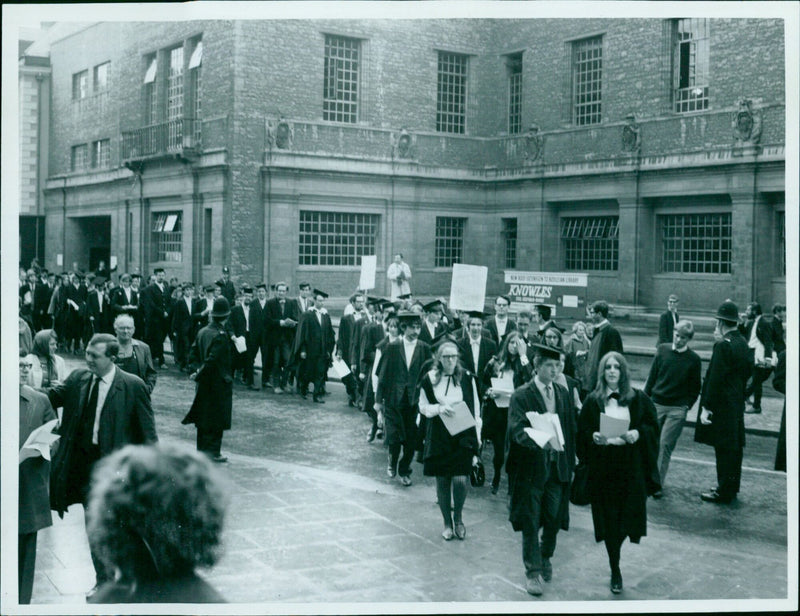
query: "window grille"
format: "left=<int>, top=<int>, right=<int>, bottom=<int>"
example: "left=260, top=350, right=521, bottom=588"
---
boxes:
left=298, top=211, right=379, bottom=266
left=71, top=144, right=88, bottom=171
left=152, top=211, right=183, bottom=262
left=323, top=35, right=360, bottom=123
left=561, top=216, right=618, bottom=271
left=660, top=213, right=731, bottom=274
left=436, top=52, right=468, bottom=134
left=571, top=36, right=602, bottom=126
left=502, top=218, right=518, bottom=268
left=435, top=217, right=466, bottom=267
left=673, top=18, right=709, bottom=112
left=94, top=62, right=110, bottom=92
left=72, top=70, right=88, bottom=100
left=167, top=46, right=184, bottom=149
left=91, top=139, right=110, bottom=168
left=507, top=54, right=523, bottom=134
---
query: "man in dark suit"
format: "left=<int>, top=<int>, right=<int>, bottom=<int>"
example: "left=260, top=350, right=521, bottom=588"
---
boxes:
left=770, top=303, right=786, bottom=355
left=18, top=354, right=58, bottom=604
left=110, top=273, right=139, bottom=319
left=657, top=294, right=680, bottom=345
left=695, top=300, right=750, bottom=504
left=532, top=304, right=561, bottom=344
left=265, top=282, right=299, bottom=393
left=229, top=285, right=259, bottom=389
left=505, top=344, right=577, bottom=596
left=418, top=299, right=449, bottom=345
left=48, top=333, right=157, bottom=595
left=457, top=311, right=498, bottom=398
left=25, top=270, right=52, bottom=332
left=337, top=293, right=367, bottom=406
left=295, top=281, right=313, bottom=314
left=193, top=284, right=216, bottom=333
left=485, top=295, right=517, bottom=347
left=184, top=297, right=234, bottom=463
left=139, top=268, right=170, bottom=368
left=215, top=266, right=236, bottom=304
left=252, top=283, right=272, bottom=388
left=375, top=311, right=432, bottom=486
left=739, top=302, right=774, bottom=414
left=582, top=300, right=624, bottom=395
left=64, top=271, right=88, bottom=354
left=292, top=289, right=336, bottom=402
left=85, top=276, right=111, bottom=335
left=171, top=283, right=196, bottom=371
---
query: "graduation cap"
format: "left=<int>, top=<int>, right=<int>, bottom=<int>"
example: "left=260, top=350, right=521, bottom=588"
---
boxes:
left=464, top=310, right=484, bottom=320
left=269, top=284, right=277, bottom=292
left=397, top=310, right=422, bottom=323
left=241, top=285, right=254, bottom=294
left=531, top=343, right=562, bottom=361
left=313, top=289, right=329, bottom=299
left=214, top=280, right=225, bottom=288
left=398, top=293, right=412, bottom=300
left=181, top=281, right=195, bottom=290
left=423, top=299, right=445, bottom=313
left=366, top=295, right=382, bottom=306
left=256, top=282, right=267, bottom=290
left=131, top=273, right=142, bottom=279
left=203, top=284, right=216, bottom=293
left=432, top=331, right=458, bottom=349
left=93, top=276, right=107, bottom=286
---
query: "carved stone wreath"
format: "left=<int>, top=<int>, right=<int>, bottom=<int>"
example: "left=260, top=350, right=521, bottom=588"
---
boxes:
left=274, top=120, right=293, bottom=150
left=732, top=98, right=762, bottom=145
left=621, top=114, right=641, bottom=153
left=393, top=128, right=413, bottom=159
left=524, top=123, right=543, bottom=162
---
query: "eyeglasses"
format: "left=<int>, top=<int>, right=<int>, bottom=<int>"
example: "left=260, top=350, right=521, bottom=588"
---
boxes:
left=19, top=362, right=33, bottom=369
left=441, top=354, right=459, bottom=360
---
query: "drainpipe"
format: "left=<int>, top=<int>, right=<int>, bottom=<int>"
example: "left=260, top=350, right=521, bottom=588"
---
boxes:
left=61, top=177, right=67, bottom=267
left=35, top=73, right=45, bottom=262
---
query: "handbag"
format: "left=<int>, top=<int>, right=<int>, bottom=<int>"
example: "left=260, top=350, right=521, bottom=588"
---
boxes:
left=470, top=459, right=486, bottom=487
left=570, top=463, right=591, bottom=506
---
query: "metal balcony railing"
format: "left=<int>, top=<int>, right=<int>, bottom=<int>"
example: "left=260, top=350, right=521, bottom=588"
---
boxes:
left=121, top=118, right=202, bottom=161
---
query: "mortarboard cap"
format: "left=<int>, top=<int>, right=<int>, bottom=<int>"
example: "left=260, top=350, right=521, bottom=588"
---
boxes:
left=366, top=295, right=382, bottom=306
left=203, top=284, right=216, bottom=293
left=256, top=282, right=267, bottom=290
left=423, top=299, right=444, bottom=313
left=432, top=331, right=458, bottom=348
left=93, top=276, right=107, bottom=286
left=465, top=310, right=484, bottom=320
left=397, top=310, right=422, bottom=323
left=313, top=289, right=329, bottom=299
left=531, top=343, right=562, bottom=361
left=215, top=280, right=225, bottom=288
left=398, top=293, right=412, bottom=300
left=242, top=285, right=254, bottom=294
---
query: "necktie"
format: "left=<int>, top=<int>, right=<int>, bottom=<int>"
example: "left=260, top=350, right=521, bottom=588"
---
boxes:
left=84, top=376, right=100, bottom=445
left=608, top=392, right=620, bottom=401
left=545, top=384, right=553, bottom=400
left=280, top=300, right=285, bottom=317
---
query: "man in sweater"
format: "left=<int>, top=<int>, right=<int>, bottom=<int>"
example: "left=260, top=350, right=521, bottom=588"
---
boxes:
left=643, top=320, right=702, bottom=497
left=582, top=300, right=624, bottom=395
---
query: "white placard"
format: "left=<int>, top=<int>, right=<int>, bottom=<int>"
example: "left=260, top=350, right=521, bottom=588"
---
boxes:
left=56, top=254, right=63, bottom=266
left=359, top=255, right=377, bottom=291
left=562, top=294, right=578, bottom=308
left=110, top=256, right=117, bottom=270
left=448, top=264, right=487, bottom=311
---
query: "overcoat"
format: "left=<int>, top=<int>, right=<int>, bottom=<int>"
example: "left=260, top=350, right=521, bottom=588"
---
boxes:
left=183, top=321, right=233, bottom=432
left=577, top=389, right=660, bottom=543
left=694, top=329, right=750, bottom=449
left=20, top=385, right=58, bottom=534
left=505, top=381, right=576, bottom=533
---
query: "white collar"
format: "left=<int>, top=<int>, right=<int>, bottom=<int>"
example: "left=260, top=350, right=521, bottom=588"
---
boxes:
left=97, top=364, right=116, bottom=385
left=671, top=344, right=689, bottom=353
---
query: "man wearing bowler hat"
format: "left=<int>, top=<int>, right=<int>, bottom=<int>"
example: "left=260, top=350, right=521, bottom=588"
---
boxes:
left=183, top=297, right=234, bottom=462
left=694, top=299, right=750, bottom=504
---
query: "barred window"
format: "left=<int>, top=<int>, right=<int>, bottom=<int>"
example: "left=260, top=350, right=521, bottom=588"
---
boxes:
left=323, top=35, right=360, bottom=123
left=572, top=36, right=602, bottom=126
left=91, top=139, right=110, bottom=168
left=72, top=70, right=88, bottom=100
left=561, top=216, right=618, bottom=271
left=435, top=217, right=466, bottom=268
left=673, top=18, right=709, bottom=113
left=436, top=52, right=468, bottom=134
left=152, top=211, right=183, bottom=262
left=70, top=144, right=88, bottom=172
left=777, top=210, right=785, bottom=276
left=189, top=39, right=203, bottom=143
left=502, top=217, right=518, bottom=268
left=298, top=211, right=379, bottom=266
left=660, top=213, right=731, bottom=274
left=94, top=62, right=110, bottom=92
left=507, top=54, right=523, bottom=134
left=167, top=46, right=184, bottom=150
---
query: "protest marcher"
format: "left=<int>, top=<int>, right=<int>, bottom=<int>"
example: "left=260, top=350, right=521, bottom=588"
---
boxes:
left=485, top=295, right=517, bottom=347
left=387, top=253, right=412, bottom=300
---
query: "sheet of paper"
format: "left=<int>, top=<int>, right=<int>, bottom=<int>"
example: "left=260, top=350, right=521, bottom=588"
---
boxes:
left=449, top=264, right=488, bottom=311
left=233, top=336, right=247, bottom=354
left=491, top=375, right=514, bottom=408
left=562, top=294, right=578, bottom=308
left=359, top=255, right=377, bottom=291
left=439, top=400, right=476, bottom=436
left=371, top=348, right=382, bottom=393
left=110, top=255, right=118, bottom=270
left=19, top=419, right=60, bottom=463
left=600, top=413, right=629, bottom=438
left=331, top=356, right=351, bottom=378
left=549, top=414, right=565, bottom=450
left=524, top=427, right=553, bottom=449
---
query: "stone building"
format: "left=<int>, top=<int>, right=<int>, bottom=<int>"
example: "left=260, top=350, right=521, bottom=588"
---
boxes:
left=30, top=18, right=785, bottom=309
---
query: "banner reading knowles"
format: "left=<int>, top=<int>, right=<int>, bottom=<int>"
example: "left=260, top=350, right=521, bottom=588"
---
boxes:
left=504, top=271, right=588, bottom=319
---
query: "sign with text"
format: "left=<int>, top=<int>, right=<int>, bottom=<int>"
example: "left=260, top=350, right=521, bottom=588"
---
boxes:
left=504, top=270, right=588, bottom=319
left=450, top=264, right=488, bottom=311
left=359, top=255, right=377, bottom=291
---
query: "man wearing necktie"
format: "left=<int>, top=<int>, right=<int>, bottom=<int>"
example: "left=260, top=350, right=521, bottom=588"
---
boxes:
left=265, top=282, right=298, bottom=393
left=505, top=344, right=577, bottom=597
left=230, top=285, right=258, bottom=389
left=456, top=311, right=497, bottom=398
left=48, top=333, right=157, bottom=598
left=292, top=289, right=335, bottom=402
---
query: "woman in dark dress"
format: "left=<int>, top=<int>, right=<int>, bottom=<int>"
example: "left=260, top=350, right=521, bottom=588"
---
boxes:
left=577, top=351, right=660, bottom=594
left=481, top=330, right=533, bottom=493
left=86, top=443, right=228, bottom=603
left=419, top=340, right=481, bottom=540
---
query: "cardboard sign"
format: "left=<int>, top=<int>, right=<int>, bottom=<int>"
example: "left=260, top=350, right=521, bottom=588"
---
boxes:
left=110, top=256, right=118, bottom=270
left=504, top=270, right=588, bottom=319
left=359, top=255, right=377, bottom=291
left=449, top=264, right=488, bottom=311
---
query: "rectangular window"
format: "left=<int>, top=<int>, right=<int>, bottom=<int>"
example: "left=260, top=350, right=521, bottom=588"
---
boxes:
left=435, top=217, right=466, bottom=267
left=91, top=139, right=110, bottom=169
left=502, top=217, right=518, bottom=268
left=507, top=54, right=523, bottom=135
left=151, top=211, right=183, bottom=262
left=167, top=46, right=184, bottom=150
left=70, top=144, right=88, bottom=172
left=660, top=213, right=731, bottom=274
left=571, top=36, right=603, bottom=126
left=561, top=216, right=618, bottom=271
left=94, top=62, right=110, bottom=92
left=72, top=70, right=88, bottom=100
left=203, top=207, right=212, bottom=266
left=673, top=18, right=709, bottom=113
left=298, top=211, right=379, bottom=266
left=127, top=210, right=133, bottom=264
left=777, top=210, right=785, bottom=277
left=190, top=39, right=203, bottom=144
left=144, top=54, right=158, bottom=125
left=436, top=52, right=468, bottom=134
left=323, top=35, right=360, bottom=124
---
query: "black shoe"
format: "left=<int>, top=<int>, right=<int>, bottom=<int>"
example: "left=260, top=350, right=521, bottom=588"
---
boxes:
left=313, top=396, right=325, bottom=403
left=491, top=476, right=500, bottom=495
left=211, top=454, right=228, bottom=463
left=542, top=557, right=552, bottom=582
left=700, top=490, right=733, bottom=504
left=610, top=570, right=623, bottom=594
left=367, top=425, right=378, bottom=442
left=744, top=406, right=762, bottom=414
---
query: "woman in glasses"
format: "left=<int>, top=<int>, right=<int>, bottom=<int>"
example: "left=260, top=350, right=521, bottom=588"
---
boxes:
left=418, top=339, right=481, bottom=540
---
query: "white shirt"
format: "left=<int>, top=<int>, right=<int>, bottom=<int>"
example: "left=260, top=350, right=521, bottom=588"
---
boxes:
left=425, top=320, right=437, bottom=339
left=419, top=370, right=464, bottom=417
left=91, top=365, right=116, bottom=445
left=495, top=316, right=507, bottom=339
left=603, top=387, right=630, bottom=425
left=470, top=337, right=481, bottom=373
left=124, top=287, right=132, bottom=303
left=403, top=337, right=417, bottom=369
left=185, top=297, right=193, bottom=313
left=96, top=290, right=104, bottom=312
left=533, top=375, right=556, bottom=414
left=243, top=304, right=250, bottom=331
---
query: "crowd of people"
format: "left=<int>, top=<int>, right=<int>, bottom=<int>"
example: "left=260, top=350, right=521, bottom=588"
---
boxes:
left=17, top=257, right=788, bottom=603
